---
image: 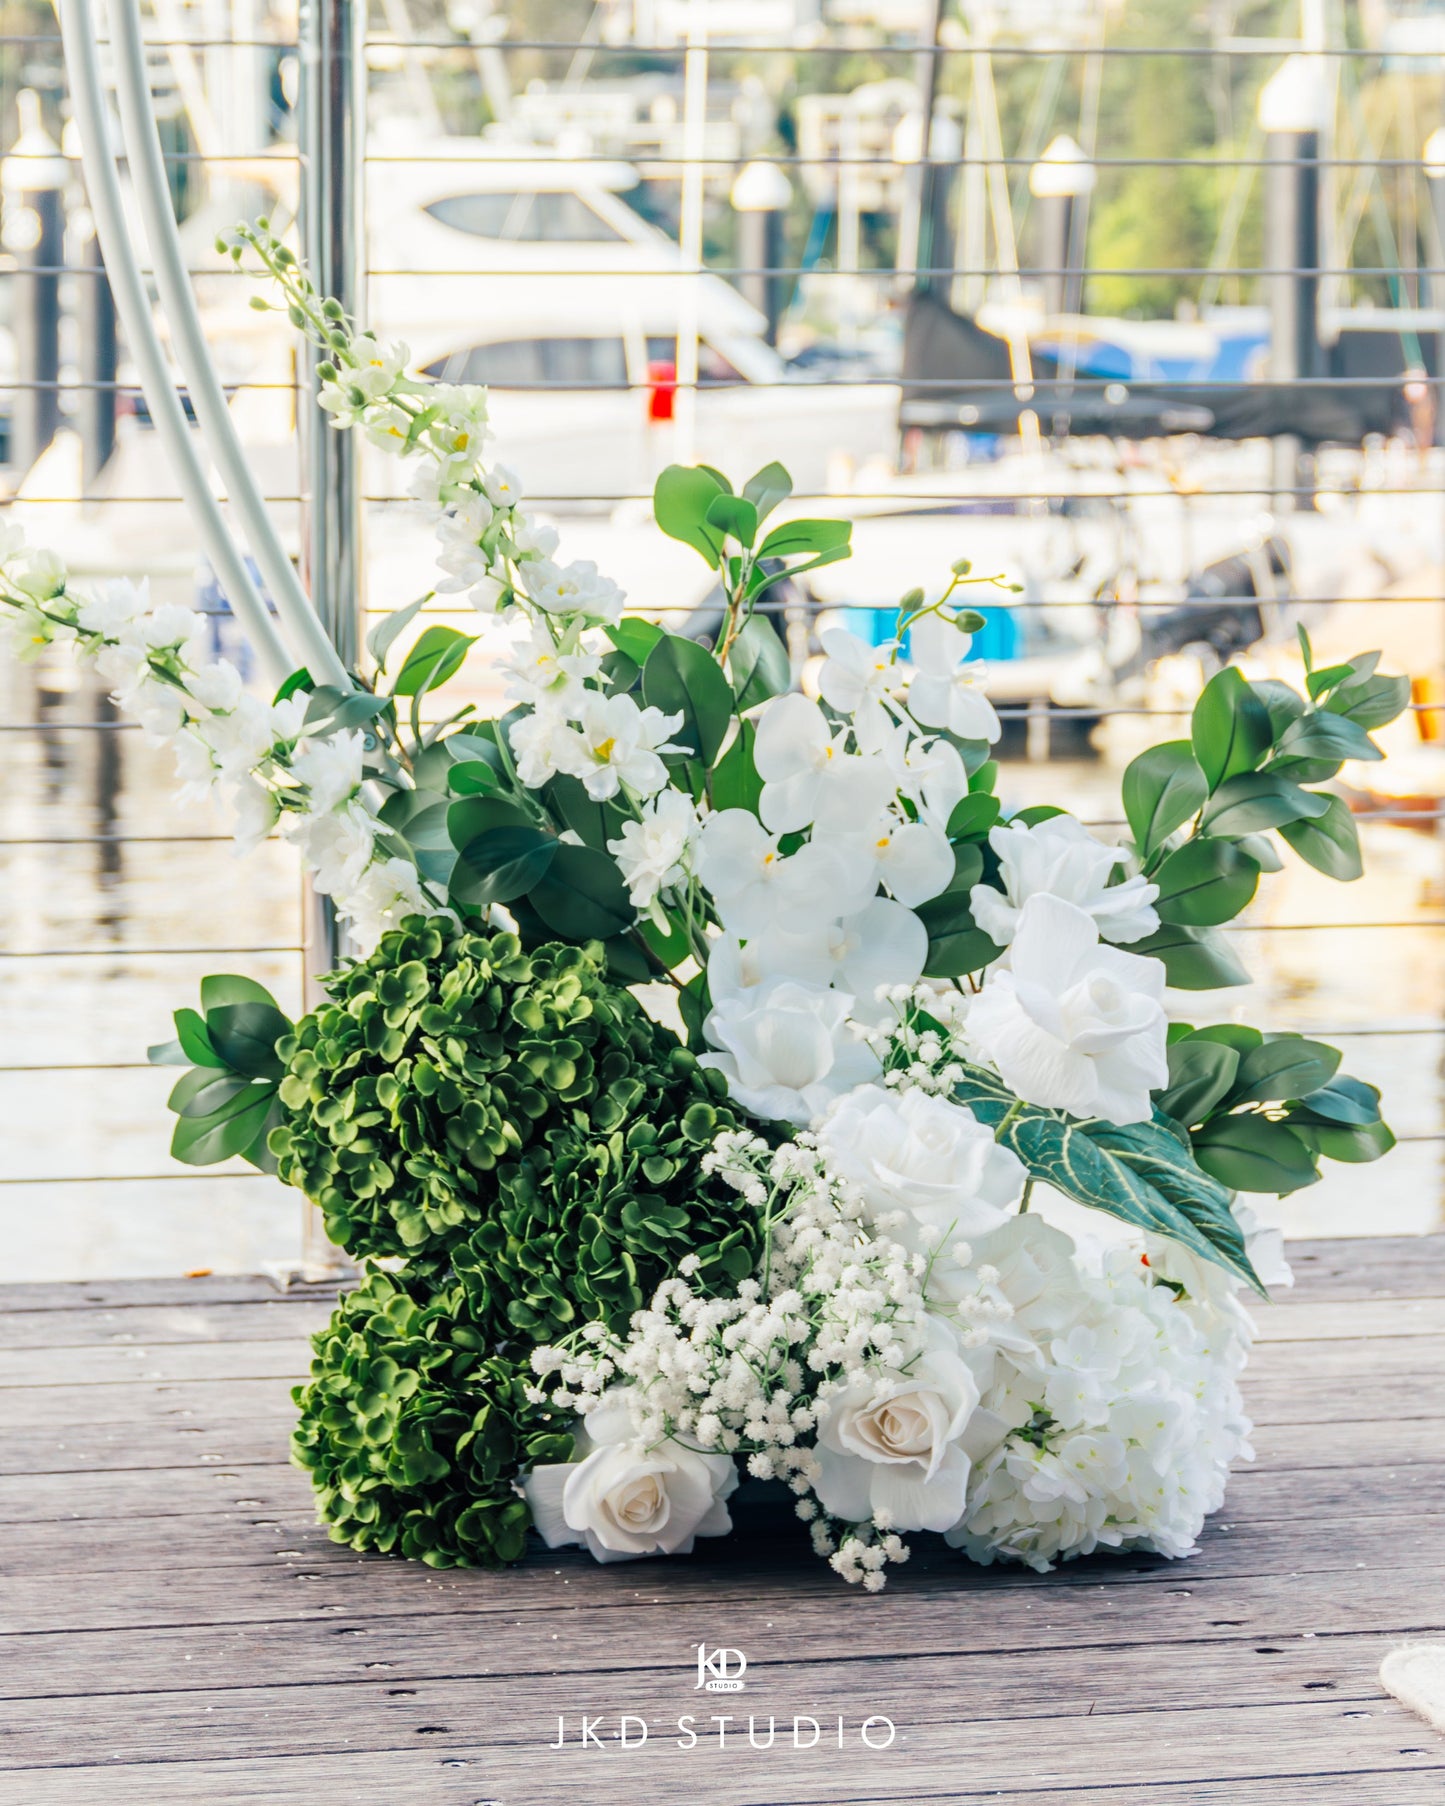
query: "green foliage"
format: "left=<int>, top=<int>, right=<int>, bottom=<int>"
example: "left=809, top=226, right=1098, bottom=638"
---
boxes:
left=291, top=1267, right=573, bottom=1568
left=148, top=978, right=292, bottom=1171
left=269, top=917, right=739, bottom=1266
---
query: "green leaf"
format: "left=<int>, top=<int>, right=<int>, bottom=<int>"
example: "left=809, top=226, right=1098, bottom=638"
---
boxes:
left=1289, top=1116, right=1395, bottom=1164
left=199, top=975, right=280, bottom=1013
left=916, top=894, right=1000, bottom=977
left=1191, top=1114, right=1320, bottom=1195
left=1131, top=923, right=1250, bottom=989
left=1279, top=794, right=1363, bottom=881
left=1294, top=1074, right=1382, bottom=1126
left=640, top=910, right=692, bottom=971
left=1235, top=831, right=1284, bottom=873
left=529, top=844, right=635, bottom=941
left=168, top=1067, right=257, bottom=1120
left=1123, top=740, right=1210, bottom=854
left=1274, top=710, right=1382, bottom=765
left=711, top=720, right=764, bottom=815
left=206, top=1001, right=292, bottom=1082
left=448, top=760, right=504, bottom=798
left=545, top=774, right=625, bottom=853
left=605, top=619, right=664, bottom=666
left=705, top=493, right=759, bottom=548
left=1252, top=678, right=1307, bottom=741
left=450, top=826, right=557, bottom=908
left=1159, top=1037, right=1240, bottom=1127
left=174, top=1007, right=223, bottom=1068
left=1305, top=660, right=1356, bottom=701
left=170, top=1083, right=279, bottom=1168
left=727, top=614, right=790, bottom=713
left=1199, top=772, right=1329, bottom=837
left=273, top=667, right=314, bottom=705
left=1154, top=839, right=1260, bottom=926
left=654, top=465, right=730, bottom=568
left=969, top=759, right=998, bottom=795
left=1191, top=667, right=1274, bottom=789
left=1228, top=1035, right=1342, bottom=1107
left=641, top=632, right=733, bottom=768
left=1326, top=671, right=1410, bottom=731
left=742, top=461, right=792, bottom=526
left=952, top=1063, right=1261, bottom=1290
left=445, top=795, right=534, bottom=851
left=366, top=595, right=427, bottom=671
left=1008, top=804, right=1068, bottom=828
left=756, top=516, right=852, bottom=562
left=392, top=625, right=478, bottom=699
left=1297, top=623, right=1313, bottom=670
left=946, top=793, right=1003, bottom=841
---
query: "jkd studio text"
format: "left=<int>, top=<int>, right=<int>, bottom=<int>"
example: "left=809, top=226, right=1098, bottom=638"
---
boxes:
left=548, top=1715, right=899, bottom=1750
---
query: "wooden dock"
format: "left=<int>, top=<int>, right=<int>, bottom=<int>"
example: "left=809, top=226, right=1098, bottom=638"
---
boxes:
left=2, top=1236, right=1443, bottom=1805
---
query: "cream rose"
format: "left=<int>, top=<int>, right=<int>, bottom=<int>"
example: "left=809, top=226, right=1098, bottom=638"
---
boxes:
left=812, top=1333, right=979, bottom=1533
left=521, top=1391, right=738, bottom=1564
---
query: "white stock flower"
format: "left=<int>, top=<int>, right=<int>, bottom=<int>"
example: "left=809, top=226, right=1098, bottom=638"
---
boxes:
left=74, top=577, right=149, bottom=638
left=568, top=692, right=686, bottom=801
left=509, top=704, right=578, bottom=790
left=340, top=854, right=435, bottom=948
left=971, top=815, right=1160, bottom=948
left=694, top=809, right=872, bottom=937
left=290, top=730, right=365, bottom=814
left=483, top=465, right=523, bottom=510
left=523, top=1390, right=738, bottom=1563
left=607, top=791, right=699, bottom=909
left=182, top=660, right=244, bottom=715
left=813, top=1331, right=979, bottom=1533
left=12, top=549, right=66, bottom=603
left=819, top=1084, right=1027, bottom=1246
left=907, top=614, right=1001, bottom=742
left=817, top=628, right=902, bottom=740
left=229, top=778, right=280, bottom=852
left=753, top=693, right=893, bottom=833
left=509, top=512, right=560, bottom=560
left=288, top=800, right=377, bottom=897
left=500, top=621, right=600, bottom=715
left=964, top=894, right=1168, bottom=1127
left=700, top=977, right=880, bottom=1125
left=523, top=557, right=625, bottom=627
left=320, top=334, right=409, bottom=426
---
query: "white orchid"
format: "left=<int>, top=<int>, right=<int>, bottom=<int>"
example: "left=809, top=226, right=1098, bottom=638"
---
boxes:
left=707, top=896, right=926, bottom=1020
left=971, top=814, right=1160, bottom=948
left=964, top=894, right=1169, bottom=1127
left=607, top=791, right=699, bottom=909
left=827, top=812, right=955, bottom=909
left=700, top=977, right=880, bottom=1124
left=907, top=613, right=1001, bottom=742
left=882, top=726, right=970, bottom=831
left=694, top=809, right=872, bottom=937
left=753, top=692, right=894, bottom=833
left=816, top=628, right=903, bottom=740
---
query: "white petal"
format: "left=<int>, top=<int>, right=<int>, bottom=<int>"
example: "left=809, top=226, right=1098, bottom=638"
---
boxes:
left=754, top=692, right=829, bottom=782
left=520, top=1465, right=582, bottom=1550
left=880, top=821, right=955, bottom=907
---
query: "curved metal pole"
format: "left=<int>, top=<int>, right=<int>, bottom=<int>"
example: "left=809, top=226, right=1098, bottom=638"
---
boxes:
left=55, top=0, right=294, bottom=688
left=106, top=0, right=351, bottom=690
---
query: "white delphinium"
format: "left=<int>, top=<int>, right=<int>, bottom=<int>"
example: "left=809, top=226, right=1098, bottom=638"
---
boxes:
left=606, top=790, right=699, bottom=910
left=970, top=815, right=1160, bottom=949
left=964, top=894, right=1169, bottom=1127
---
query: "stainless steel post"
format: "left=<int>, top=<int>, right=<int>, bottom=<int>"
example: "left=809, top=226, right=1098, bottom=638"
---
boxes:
left=295, top=0, right=365, bottom=1279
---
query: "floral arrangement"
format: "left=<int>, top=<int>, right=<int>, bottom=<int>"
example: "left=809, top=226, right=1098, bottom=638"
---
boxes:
left=2, top=223, right=1404, bottom=1584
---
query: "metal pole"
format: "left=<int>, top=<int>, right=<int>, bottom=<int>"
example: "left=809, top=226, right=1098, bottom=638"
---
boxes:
left=77, top=223, right=117, bottom=490
left=910, top=0, right=945, bottom=299
left=4, top=92, right=65, bottom=473
left=296, top=0, right=365, bottom=1279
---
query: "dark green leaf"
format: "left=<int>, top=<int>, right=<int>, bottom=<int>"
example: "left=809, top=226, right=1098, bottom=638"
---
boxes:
left=1199, top=772, right=1329, bottom=837
left=450, top=826, right=557, bottom=907
left=711, top=720, right=764, bottom=815
left=1326, top=671, right=1410, bottom=731
left=1289, top=1116, right=1395, bottom=1164
left=756, top=516, right=852, bottom=561
left=1159, top=1038, right=1240, bottom=1126
left=946, top=793, right=1003, bottom=841
left=742, top=460, right=792, bottom=525
left=641, top=632, right=734, bottom=768
left=1279, top=794, right=1363, bottom=881
left=529, top=844, right=635, bottom=941
left=366, top=594, right=427, bottom=671
left=640, top=910, right=692, bottom=970
left=1274, top=710, right=1382, bottom=765
left=654, top=465, right=729, bottom=568
left=170, top=1083, right=278, bottom=1168
left=273, top=667, right=313, bottom=705
left=206, top=1001, right=292, bottom=1081
left=448, top=760, right=504, bottom=798
left=1235, top=831, right=1284, bottom=873
left=445, top=795, right=534, bottom=851
left=1305, top=660, right=1356, bottom=700
left=1154, top=838, right=1260, bottom=926
left=174, top=1007, right=223, bottom=1068
left=1009, top=804, right=1068, bottom=828
left=1123, top=740, right=1209, bottom=854
left=916, top=892, right=1000, bottom=977
left=199, top=975, right=279, bottom=1013
left=1132, top=923, right=1250, bottom=989
left=604, top=617, right=665, bottom=668
left=392, top=625, right=478, bottom=699
left=727, top=614, right=790, bottom=713
left=1228, top=1035, right=1342, bottom=1107
left=1191, top=667, right=1273, bottom=789
left=545, top=774, right=625, bottom=853
left=1251, top=678, right=1307, bottom=741
left=1191, top=1114, right=1320, bottom=1195
left=1294, top=1074, right=1382, bottom=1126
left=969, top=759, right=998, bottom=795
left=168, top=1067, right=257, bottom=1120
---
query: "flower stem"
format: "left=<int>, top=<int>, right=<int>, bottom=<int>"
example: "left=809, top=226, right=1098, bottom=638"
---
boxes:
left=994, top=1098, right=1025, bottom=1142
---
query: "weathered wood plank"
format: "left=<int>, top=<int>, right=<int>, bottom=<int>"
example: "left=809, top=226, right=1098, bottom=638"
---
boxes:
left=0, top=1276, right=338, bottom=1314
left=1253, top=1296, right=1445, bottom=1341
left=0, top=1340, right=315, bottom=1389
left=1281, top=1236, right=1445, bottom=1297
left=0, top=1299, right=335, bottom=1353
left=0, top=1698, right=1439, bottom=1805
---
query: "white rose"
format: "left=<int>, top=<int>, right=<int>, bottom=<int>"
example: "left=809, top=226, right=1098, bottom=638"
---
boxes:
left=813, top=1331, right=979, bottom=1532
left=964, top=894, right=1168, bottom=1127
left=522, top=1391, right=738, bottom=1563
left=970, top=814, right=1159, bottom=948
left=700, top=977, right=880, bottom=1125
left=819, top=1084, right=1026, bottom=1246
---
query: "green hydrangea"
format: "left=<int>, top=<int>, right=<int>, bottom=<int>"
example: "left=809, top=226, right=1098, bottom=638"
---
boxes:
left=269, top=917, right=735, bottom=1262
left=292, top=1266, right=573, bottom=1567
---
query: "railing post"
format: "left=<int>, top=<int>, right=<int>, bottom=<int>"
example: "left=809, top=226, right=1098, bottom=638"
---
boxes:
left=296, top=0, right=365, bottom=1280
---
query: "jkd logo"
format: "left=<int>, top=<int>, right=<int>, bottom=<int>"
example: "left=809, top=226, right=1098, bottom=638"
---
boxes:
left=695, top=1644, right=747, bottom=1693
